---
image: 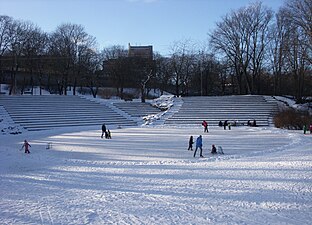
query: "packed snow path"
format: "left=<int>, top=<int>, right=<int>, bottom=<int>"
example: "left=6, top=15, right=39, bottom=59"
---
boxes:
left=0, top=126, right=311, bottom=224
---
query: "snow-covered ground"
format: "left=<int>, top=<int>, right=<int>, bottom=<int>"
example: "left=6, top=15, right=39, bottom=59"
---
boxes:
left=1, top=94, right=312, bottom=224
left=1, top=124, right=312, bottom=224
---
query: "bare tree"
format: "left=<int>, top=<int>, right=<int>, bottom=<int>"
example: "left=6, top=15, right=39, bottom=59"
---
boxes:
left=169, top=40, right=196, bottom=97
left=80, top=49, right=102, bottom=98
left=7, top=20, right=35, bottom=95
left=248, top=3, right=274, bottom=94
left=0, top=15, right=14, bottom=92
left=102, top=45, right=128, bottom=61
left=209, top=2, right=273, bottom=94
left=48, top=23, right=97, bottom=95
left=20, top=25, right=47, bottom=95
left=128, top=57, right=155, bottom=102
left=282, top=0, right=312, bottom=101
left=268, top=9, right=288, bottom=95
left=153, top=53, right=172, bottom=95
left=284, top=0, right=312, bottom=64
left=196, top=51, right=222, bottom=96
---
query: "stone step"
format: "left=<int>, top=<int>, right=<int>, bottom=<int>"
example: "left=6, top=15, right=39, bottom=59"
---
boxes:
left=0, top=95, right=137, bottom=131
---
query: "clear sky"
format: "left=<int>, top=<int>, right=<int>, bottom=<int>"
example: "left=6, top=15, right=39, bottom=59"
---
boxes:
left=0, top=0, right=284, bottom=55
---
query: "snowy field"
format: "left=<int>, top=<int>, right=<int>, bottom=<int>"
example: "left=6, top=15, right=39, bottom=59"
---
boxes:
left=1, top=125, right=312, bottom=224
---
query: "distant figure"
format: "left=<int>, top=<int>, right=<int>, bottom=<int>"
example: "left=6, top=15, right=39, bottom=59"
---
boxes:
left=193, top=135, right=203, bottom=158
left=188, top=135, right=194, bottom=151
left=107, top=129, right=112, bottom=139
left=211, top=144, right=217, bottom=154
left=218, top=121, right=223, bottom=127
left=223, top=120, right=228, bottom=130
left=310, top=124, right=312, bottom=134
left=253, top=119, right=257, bottom=127
left=247, top=120, right=251, bottom=126
left=303, top=125, right=307, bottom=134
left=228, top=123, right=231, bottom=130
left=21, top=139, right=31, bottom=154
left=202, top=120, right=209, bottom=133
left=101, top=123, right=106, bottom=138
left=217, top=146, right=224, bottom=154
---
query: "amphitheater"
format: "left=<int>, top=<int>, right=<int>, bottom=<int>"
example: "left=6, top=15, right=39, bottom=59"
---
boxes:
left=0, top=95, right=279, bottom=131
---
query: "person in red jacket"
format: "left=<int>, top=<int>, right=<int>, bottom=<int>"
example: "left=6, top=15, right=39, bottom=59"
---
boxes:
left=202, top=120, right=208, bottom=133
left=22, top=140, right=31, bottom=154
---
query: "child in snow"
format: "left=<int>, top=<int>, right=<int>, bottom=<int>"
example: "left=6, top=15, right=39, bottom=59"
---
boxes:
left=107, top=129, right=111, bottom=139
left=188, top=136, right=194, bottom=151
left=21, top=139, right=31, bottom=154
left=211, top=144, right=217, bottom=154
left=202, top=120, right=209, bottom=133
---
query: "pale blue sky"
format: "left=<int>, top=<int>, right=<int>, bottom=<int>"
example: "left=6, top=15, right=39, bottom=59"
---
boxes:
left=0, top=0, right=284, bottom=55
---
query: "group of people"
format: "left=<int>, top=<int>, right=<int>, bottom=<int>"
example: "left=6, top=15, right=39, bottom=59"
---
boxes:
left=101, top=123, right=111, bottom=139
left=19, top=123, right=111, bottom=154
left=247, top=120, right=257, bottom=127
left=303, top=124, right=312, bottom=134
left=188, top=120, right=225, bottom=157
left=218, top=120, right=232, bottom=130
left=188, top=135, right=204, bottom=157
left=188, top=135, right=224, bottom=157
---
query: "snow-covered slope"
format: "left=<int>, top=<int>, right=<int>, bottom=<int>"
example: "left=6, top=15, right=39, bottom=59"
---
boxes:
left=0, top=125, right=311, bottom=224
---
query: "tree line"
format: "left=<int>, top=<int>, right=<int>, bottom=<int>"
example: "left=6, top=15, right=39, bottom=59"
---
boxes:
left=0, top=0, right=311, bottom=102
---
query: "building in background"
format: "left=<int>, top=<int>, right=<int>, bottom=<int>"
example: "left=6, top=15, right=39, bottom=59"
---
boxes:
left=128, top=43, right=153, bottom=60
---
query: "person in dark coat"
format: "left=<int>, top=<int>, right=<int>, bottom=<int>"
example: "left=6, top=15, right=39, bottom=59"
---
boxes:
left=101, top=123, right=106, bottom=138
left=253, top=119, right=257, bottom=127
left=193, top=135, right=204, bottom=157
left=223, top=120, right=228, bottom=130
left=22, top=139, right=31, bottom=154
left=211, top=144, right=217, bottom=154
left=218, top=121, right=223, bottom=127
left=188, top=136, right=194, bottom=151
left=303, top=124, right=307, bottom=134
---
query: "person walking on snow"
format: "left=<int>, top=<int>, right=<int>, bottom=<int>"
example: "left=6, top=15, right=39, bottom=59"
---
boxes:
left=101, top=123, right=106, bottom=138
left=188, top=135, right=194, bottom=151
left=193, top=135, right=204, bottom=157
left=202, top=120, right=208, bottom=133
left=21, top=139, right=31, bottom=154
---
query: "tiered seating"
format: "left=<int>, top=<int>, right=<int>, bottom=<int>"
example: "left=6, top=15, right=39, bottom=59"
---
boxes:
left=0, top=95, right=280, bottom=131
left=0, top=95, right=137, bottom=131
left=165, top=95, right=279, bottom=126
left=113, top=101, right=161, bottom=117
